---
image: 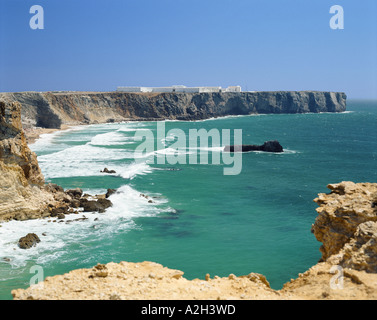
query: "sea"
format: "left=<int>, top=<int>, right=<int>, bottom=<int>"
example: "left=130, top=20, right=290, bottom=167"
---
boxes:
left=0, top=100, right=376, bottom=300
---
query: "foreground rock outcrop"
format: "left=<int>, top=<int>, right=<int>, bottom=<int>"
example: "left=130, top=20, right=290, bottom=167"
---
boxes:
left=312, top=182, right=377, bottom=271
left=0, top=91, right=347, bottom=132
left=0, top=101, right=113, bottom=222
left=11, top=182, right=377, bottom=300
left=0, top=101, right=55, bottom=221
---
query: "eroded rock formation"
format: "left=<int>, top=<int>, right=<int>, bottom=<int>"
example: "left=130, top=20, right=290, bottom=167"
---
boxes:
left=11, top=182, right=377, bottom=300
left=0, top=101, right=113, bottom=222
left=0, top=100, right=55, bottom=221
left=312, top=182, right=377, bottom=271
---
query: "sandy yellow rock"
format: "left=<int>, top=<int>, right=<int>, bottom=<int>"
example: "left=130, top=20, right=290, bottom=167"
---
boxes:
left=12, top=182, right=377, bottom=300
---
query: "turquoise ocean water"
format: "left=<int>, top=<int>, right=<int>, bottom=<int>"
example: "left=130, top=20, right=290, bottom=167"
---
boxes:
left=0, top=100, right=376, bottom=299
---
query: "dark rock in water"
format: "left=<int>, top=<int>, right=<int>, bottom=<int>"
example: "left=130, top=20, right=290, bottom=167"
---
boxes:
left=97, top=198, right=112, bottom=208
left=18, top=233, right=40, bottom=249
left=105, top=189, right=116, bottom=198
left=50, top=205, right=68, bottom=217
left=224, top=140, right=283, bottom=153
left=101, top=168, right=116, bottom=174
left=44, top=183, right=64, bottom=193
left=66, top=188, right=83, bottom=199
left=79, top=197, right=87, bottom=206
left=57, top=213, right=65, bottom=220
left=70, top=199, right=81, bottom=208
left=82, top=201, right=100, bottom=212
left=82, top=198, right=112, bottom=213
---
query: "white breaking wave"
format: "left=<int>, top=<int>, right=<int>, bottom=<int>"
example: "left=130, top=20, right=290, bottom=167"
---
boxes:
left=116, top=162, right=154, bottom=180
left=193, top=146, right=225, bottom=152
left=37, top=144, right=136, bottom=179
left=0, top=123, right=174, bottom=268
left=30, top=125, right=88, bottom=152
left=117, top=128, right=150, bottom=132
left=31, top=125, right=159, bottom=179
left=155, top=147, right=194, bottom=156
left=89, top=131, right=135, bottom=146
left=0, top=185, right=169, bottom=268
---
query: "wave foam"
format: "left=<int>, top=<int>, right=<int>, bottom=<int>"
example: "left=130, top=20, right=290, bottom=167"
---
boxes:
left=0, top=185, right=168, bottom=268
left=89, top=131, right=135, bottom=146
left=37, top=144, right=138, bottom=178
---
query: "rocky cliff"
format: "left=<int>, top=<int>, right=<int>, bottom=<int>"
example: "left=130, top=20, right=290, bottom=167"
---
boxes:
left=312, top=182, right=377, bottom=271
left=11, top=182, right=377, bottom=300
left=0, top=91, right=347, bottom=130
left=0, top=100, right=113, bottom=222
left=0, top=100, right=54, bottom=221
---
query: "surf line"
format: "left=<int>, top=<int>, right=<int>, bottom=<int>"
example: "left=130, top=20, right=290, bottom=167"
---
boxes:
left=132, top=121, right=243, bottom=176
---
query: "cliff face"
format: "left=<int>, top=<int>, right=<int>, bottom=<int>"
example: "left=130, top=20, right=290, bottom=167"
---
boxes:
left=0, top=100, right=54, bottom=221
left=11, top=182, right=377, bottom=300
left=0, top=91, right=347, bottom=129
left=312, top=182, right=377, bottom=271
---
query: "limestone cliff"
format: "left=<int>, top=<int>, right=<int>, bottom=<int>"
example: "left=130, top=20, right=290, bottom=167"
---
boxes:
left=0, top=100, right=54, bottom=221
left=11, top=182, right=377, bottom=300
left=312, top=182, right=377, bottom=271
left=0, top=91, right=347, bottom=130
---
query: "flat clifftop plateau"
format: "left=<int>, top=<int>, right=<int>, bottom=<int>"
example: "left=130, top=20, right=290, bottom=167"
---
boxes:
left=12, top=182, right=377, bottom=300
left=0, top=91, right=347, bottom=132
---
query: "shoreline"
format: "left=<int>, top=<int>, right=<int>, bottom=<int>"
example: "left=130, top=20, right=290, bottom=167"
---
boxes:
left=4, top=101, right=376, bottom=300
left=10, top=182, right=377, bottom=300
left=24, top=124, right=72, bottom=145
left=23, top=109, right=354, bottom=145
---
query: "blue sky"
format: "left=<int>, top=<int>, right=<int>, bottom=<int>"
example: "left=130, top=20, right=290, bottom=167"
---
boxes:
left=0, top=0, right=376, bottom=98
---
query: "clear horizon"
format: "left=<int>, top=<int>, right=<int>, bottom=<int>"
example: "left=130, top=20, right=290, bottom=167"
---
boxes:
left=1, top=0, right=376, bottom=99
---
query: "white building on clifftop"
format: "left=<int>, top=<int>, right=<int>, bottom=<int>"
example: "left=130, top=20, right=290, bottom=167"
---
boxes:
left=116, top=85, right=242, bottom=93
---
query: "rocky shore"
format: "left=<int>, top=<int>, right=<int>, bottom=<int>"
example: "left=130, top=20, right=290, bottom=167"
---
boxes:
left=3, top=92, right=377, bottom=300
left=10, top=181, right=377, bottom=300
left=0, top=100, right=114, bottom=223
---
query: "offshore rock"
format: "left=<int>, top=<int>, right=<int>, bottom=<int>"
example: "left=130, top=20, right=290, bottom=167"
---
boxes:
left=18, top=233, right=41, bottom=249
left=224, top=140, right=283, bottom=153
left=100, top=168, right=116, bottom=174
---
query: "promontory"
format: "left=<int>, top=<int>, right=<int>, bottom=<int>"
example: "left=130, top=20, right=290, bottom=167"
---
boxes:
left=0, top=91, right=346, bottom=136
